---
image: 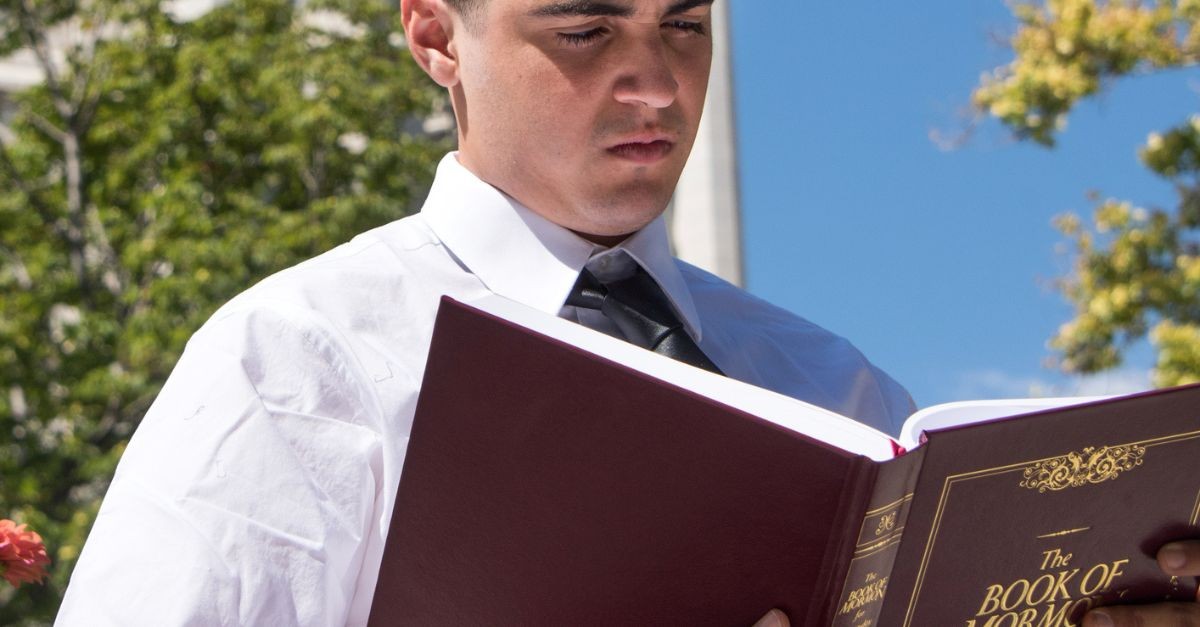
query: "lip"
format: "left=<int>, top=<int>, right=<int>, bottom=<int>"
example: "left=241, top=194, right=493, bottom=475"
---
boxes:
left=606, top=134, right=676, bottom=164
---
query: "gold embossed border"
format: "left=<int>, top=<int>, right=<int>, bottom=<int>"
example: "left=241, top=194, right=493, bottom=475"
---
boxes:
left=1018, top=445, right=1146, bottom=492
left=831, top=521, right=910, bottom=624
left=829, top=495, right=916, bottom=626
left=855, top=494, right=914, bottom=549
left=900, top=429, right=1200, bottom=627
left=1192, top=487, right=1200, bottom=527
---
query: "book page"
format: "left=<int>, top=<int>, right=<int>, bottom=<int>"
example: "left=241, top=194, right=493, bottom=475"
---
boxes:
left=465, top=294, right=901, bottom=461
left=898, top=396, right=1109, bottom=450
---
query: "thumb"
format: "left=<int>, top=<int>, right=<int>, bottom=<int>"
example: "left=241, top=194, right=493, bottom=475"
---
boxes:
left=751, top=609, right=790, bottom=627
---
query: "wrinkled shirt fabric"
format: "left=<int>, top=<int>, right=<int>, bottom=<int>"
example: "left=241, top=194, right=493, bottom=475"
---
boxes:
left=56, top=154, right=914, bottom=626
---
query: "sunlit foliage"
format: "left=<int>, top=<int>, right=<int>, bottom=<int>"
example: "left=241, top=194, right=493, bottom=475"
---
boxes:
left=975, top=0, right=1200, bottom=386
left=0, top=0, right=447, bottom=622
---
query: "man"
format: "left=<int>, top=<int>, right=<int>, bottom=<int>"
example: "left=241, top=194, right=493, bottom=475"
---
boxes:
left=56, top=1, right=1198, bottom=626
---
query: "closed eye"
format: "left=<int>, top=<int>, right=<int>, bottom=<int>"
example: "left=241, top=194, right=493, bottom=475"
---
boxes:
left=663, top=19, right=707, bottom=36
left=557, top=26, right=608, bottom=46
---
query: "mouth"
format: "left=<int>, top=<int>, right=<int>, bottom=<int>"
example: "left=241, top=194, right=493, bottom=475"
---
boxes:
left=605, top=135, right=676, bottom=164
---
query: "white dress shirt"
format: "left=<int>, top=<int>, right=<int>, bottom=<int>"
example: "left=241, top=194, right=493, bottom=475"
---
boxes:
left=56, top=154, right=914, bottom=626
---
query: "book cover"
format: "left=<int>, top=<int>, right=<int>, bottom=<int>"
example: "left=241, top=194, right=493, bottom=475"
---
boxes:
left=368, top=296, right=1200, bottom=626
left=869, top=389, right=1200, bottom=627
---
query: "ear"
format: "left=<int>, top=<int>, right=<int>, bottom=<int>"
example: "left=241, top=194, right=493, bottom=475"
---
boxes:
left=401, top=0, right=460, bottom=88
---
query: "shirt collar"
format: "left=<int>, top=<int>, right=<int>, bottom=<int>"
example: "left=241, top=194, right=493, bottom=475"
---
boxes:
left=419, top=153, right=703, bottom=341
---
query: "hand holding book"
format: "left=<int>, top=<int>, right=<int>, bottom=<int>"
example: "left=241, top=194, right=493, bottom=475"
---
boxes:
left=1083, top=540, right=1200, bottom=626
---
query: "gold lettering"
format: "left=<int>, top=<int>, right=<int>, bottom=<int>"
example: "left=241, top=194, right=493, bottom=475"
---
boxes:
left=1033, top=601, right=1071, bottom=627
left=978, top=584, right=1006, bottom=616
left=1100, top=559, right=1128, bottom=591
left=975, top=604, right=1081, bottom=627
left=838, top=577, right=889, bottom=615
left=1016, top=607, right=1040, bottom=627
left=1050, top=569, right=1078, bottom=602
left=994, top=612, right=1021, bottom=627
left=976, top=568, right=1081, bottom=618
left=1079, top=563, right=1108, bottom=596
left=971, top=556, right=1130, bottom=626
left=1079, top=560, right=1129, bottom=596
left=1008, top=578, right=1036, bottom=607
left=1026, top=574, right=1058, bottom=606
left=1002, top=579, right=1032, bottom=611
left=1040, top=549, right=1073, bottom=571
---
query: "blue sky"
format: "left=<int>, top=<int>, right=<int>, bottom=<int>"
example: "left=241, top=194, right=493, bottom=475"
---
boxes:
left=728, top=2, right=1196, bottom=407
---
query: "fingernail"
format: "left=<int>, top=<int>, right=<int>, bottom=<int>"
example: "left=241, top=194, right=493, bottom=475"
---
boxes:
left=1161, top=543, right=1187, bottom=570
left=1086, top=610, right=1114, bottom=627
left=751, top=609, right=785, bottom=627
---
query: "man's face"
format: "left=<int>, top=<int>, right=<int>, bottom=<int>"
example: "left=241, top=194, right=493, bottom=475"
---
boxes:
left=449, top=0, right=714, bottom=241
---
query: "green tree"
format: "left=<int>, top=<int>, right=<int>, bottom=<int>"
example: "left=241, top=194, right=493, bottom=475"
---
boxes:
left=974, top=0, right=1200, bottom=386
left=0, top=0, right=448, bottom=622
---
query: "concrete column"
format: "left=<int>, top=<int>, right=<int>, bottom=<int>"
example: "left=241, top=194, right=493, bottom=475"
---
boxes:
left=668, top=2, right=743, bottom=287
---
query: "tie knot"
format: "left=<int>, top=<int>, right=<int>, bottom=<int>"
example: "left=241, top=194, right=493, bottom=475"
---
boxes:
left=567, top=266, right=682, bottom=333
left=565, top=268, right=607, bottom=311
left=565, top=265, right=723, bottom=375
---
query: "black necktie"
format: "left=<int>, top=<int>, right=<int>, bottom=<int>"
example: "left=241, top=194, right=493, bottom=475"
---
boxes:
left=566, top=266, right=724, bottom=375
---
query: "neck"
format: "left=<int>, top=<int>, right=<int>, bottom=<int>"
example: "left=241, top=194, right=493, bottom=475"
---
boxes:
left=452, top=152, right=645, bottom=249
left=572, top=230, right=633, bottom=248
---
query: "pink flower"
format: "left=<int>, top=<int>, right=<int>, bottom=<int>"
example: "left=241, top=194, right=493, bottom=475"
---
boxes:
left=0, top=519, right=50, bottom=588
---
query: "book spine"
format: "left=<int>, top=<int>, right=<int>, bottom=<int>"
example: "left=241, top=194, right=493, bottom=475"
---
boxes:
left=825, top=447, right=927, bottom=627
left=799, top=454, right=878, bottom=627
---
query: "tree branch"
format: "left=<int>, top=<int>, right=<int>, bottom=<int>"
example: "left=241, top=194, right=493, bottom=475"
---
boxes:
left=0, top=242, right=34, bottom=290
left=85, top=204, right=129, bottom=298
left=0, top=121, right=92, bottom=304
left=25, top=109, right=68, bottom=144
left=0, top=133, right=62, bottom=234
left=66, top=7, right=113, bottom=135
left=16, top=0, right=72, bottom=121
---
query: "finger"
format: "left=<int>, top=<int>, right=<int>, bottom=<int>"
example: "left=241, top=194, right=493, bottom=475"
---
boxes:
left=750, top=609, right=789, bottom=627
left=1084, top=603, right=1200, bottom=627
left=1160, top=541, right=1200, bottom=577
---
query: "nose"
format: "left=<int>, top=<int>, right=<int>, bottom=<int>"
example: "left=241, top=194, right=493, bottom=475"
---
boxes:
left=612, top=36, right=679, bottom=109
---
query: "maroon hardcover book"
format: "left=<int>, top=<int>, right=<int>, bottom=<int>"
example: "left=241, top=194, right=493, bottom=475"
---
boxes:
left=367, top=297, right=1200, bottom=626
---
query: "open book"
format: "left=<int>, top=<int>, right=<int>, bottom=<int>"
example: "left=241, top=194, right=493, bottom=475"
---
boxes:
left=447, top=293, right=1107, bottom=460
left=368, top=295, right=1200, bottom=627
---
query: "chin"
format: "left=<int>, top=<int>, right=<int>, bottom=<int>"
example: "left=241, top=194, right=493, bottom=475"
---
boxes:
left=580, top=215, right=663, bottom=245
left=612, top=178, right=675, bottom=210
left=584, top=197, right=670, bottom=235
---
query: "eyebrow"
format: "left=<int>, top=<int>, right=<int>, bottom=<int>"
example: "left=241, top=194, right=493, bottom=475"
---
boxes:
left=529, top=0, right=714, bottom=19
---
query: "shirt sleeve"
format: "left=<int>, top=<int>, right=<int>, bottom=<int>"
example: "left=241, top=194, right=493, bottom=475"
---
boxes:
left=56, top=302, right=385, bottom=627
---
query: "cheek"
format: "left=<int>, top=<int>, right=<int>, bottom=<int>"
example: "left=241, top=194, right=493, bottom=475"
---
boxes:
left=675, top=54, right=712, bottom=108
left=481, top=59, right=585, bottom=134
left=515, top=80, right=598, bottom=155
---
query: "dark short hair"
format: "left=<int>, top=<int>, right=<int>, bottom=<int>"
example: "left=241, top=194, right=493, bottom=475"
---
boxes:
left=445, top=0, right=479, bottom=16
left=444, top=0, right=483, bottom=29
